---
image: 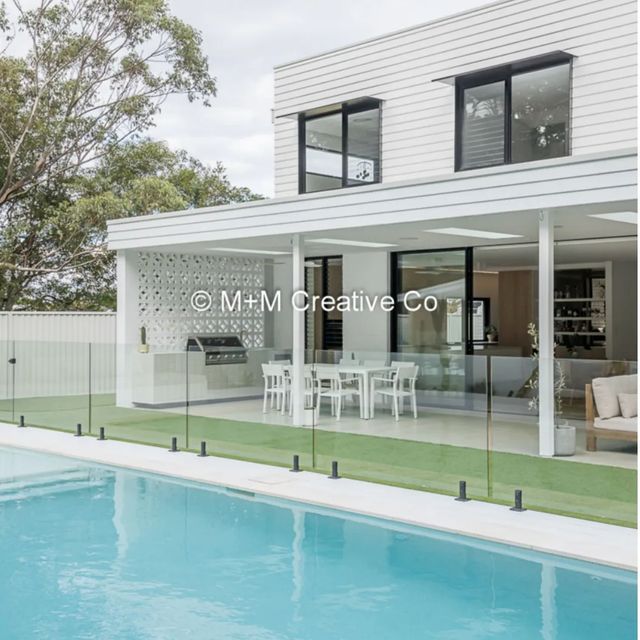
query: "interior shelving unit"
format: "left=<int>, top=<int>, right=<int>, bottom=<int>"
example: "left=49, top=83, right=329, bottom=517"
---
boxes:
left=554, top=265, right=609, bottom=358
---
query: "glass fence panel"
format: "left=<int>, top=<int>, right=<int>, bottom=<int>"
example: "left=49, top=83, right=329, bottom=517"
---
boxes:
left=556, top=357, right=636, bottom=526
left=311, top=350, right=489, bottom=498
left=13, top=340, right=90, bottom=433
left=0, top=339, right=14, bottom=424
left=184, top=347, right=313, bottom=468
left=490, top=356, right=637, bottom=527
left=90, top=343, right=189, bottom=449
left=488, top=354, right=539, bottom=460
left=5, top=335, right=634, bottom=528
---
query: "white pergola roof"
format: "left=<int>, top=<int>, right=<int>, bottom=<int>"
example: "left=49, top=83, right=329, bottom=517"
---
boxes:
left=107, top=148, right=637, bottom=253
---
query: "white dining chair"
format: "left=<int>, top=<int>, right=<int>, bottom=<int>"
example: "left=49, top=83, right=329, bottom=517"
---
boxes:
left=339, top=357, right=362, bottom=381
left=371, top=365, right=419, bottom=420
left=289, top=369, right=321, bottom=420
left=339, top=357, right=362, bottom=404
left=261, top=363, right=289, bottom=415
left=318, top=369, right=362, bottom=420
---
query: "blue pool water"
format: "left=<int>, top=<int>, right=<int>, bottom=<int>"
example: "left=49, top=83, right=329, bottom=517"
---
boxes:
left=0, top=447, right=635, bottom=639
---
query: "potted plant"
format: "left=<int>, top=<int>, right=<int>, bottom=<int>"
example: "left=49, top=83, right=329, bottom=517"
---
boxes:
left=525, top=323, right=576, bottom=456
left=485, top=324, right=498, bottom=343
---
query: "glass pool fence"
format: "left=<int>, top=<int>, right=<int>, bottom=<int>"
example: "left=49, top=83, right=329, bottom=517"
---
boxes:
left=0, top=340, right=636, bottom=527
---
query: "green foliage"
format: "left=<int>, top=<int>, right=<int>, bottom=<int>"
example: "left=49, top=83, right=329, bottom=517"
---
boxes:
left=0, top=0, right=216, bottom=206
left=1, top=139, right=261, bottom=310
left=0, top=1, right=260, bottom=310
left=525, top=322, right=567, bottom=419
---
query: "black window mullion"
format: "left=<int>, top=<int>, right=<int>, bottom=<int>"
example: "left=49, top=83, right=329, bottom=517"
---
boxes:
left=504, top=75, right=512, bottom=164
left=389, top=251, right=398, bottom=353
left=464, top=247, right=474, bottom=355
left=298, top=114, right=306, bottom=194
left=341, top=105, right=348, bottom=188
left=321, top=258, right=329, bottom=350
left=454, top=81, right=463, bottom=171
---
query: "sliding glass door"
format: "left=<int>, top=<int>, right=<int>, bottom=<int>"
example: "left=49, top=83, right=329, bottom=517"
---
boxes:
left=392, top=249, right=471, bottom=354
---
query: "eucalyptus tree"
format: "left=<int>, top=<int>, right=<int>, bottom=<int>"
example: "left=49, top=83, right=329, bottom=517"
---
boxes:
left=0, top=0, right=219, bottom=309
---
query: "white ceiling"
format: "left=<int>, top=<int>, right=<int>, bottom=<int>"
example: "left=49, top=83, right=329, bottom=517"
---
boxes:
left=475, top=237, right=636, bottom=270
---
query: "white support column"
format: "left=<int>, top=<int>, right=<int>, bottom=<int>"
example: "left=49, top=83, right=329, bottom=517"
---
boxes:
left=116, top=250, right=139, bottom=407
left=538, top=210, right=555, bottom=456
left=291, top=234, right=305, bottom=425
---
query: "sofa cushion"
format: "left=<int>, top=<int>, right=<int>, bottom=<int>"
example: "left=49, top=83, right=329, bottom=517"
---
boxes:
left=591, top=374, right=637, bottom=419
left=595, top=416, right=638, bottom=433
left=618, top=393, right=638, bottom=419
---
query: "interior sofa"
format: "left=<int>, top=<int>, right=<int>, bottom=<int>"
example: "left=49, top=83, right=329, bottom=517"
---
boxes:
left=586, top=374, right=638, bottom=452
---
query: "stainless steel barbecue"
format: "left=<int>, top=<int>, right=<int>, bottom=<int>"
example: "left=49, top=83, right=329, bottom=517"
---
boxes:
left=186, top=334, right=248, bottom=365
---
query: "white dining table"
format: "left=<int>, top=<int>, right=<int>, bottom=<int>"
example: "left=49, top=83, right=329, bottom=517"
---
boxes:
left=286, top=363, right=394, bottom=419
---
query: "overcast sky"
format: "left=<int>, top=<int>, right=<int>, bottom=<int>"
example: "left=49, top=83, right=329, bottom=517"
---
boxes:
left=153, top=0, right=488, bottom=197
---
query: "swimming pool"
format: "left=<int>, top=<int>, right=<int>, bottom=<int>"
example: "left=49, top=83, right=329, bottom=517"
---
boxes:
left=0, top=446, right=635, bottom=639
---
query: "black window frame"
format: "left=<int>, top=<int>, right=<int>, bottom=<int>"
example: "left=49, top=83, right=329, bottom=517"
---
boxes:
left=298, top=98, right=382, bottom=194
left=454, top=57, right=572, bottom=171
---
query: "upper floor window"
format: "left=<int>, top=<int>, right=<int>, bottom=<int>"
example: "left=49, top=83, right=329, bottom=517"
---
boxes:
left=455, top=57, right=571, bottom=171
left=299, top=99, right=381, bottom=194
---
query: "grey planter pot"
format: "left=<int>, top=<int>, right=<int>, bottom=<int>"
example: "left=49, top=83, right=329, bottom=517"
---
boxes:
left=555, top=423, right=576, bottom=456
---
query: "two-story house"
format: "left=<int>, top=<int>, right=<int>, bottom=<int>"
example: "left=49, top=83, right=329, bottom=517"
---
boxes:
left=107, top=0, right=637, bottom=458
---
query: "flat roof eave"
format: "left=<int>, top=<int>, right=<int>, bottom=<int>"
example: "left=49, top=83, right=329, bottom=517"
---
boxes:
left=107, top=149, right=637, bottom=252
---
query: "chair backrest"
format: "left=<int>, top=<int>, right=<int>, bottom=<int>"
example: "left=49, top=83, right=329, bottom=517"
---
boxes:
left=340, top=357, right=361, bottom=366
left=363, top=360, right=386, bottom=368
left=393, top=364, right=419, bottom=389
left=391, top=360, right=415, bottom=368
left=322, top=368, right=343, bottom=383
left=262, top=363, right=285, bottom=379
left=304, top=369, right=321, bottom=390
left=269, top=359, right=291, bottom=365
left=396, top=364, right=419, bottom=381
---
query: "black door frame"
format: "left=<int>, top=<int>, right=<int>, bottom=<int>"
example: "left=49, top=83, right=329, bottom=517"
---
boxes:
left=390, top=247, right=474, bottom=355
left=305, top=255, right=343, bottom=352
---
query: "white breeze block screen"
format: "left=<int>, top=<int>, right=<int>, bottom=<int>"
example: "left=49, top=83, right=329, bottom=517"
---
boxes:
left=137, top=252, right=265, bottom=350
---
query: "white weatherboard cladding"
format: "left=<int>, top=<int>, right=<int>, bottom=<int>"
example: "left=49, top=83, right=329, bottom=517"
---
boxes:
left=273, top=0, right=637, bottom=196
left=137, top=252, right=265, bottom=350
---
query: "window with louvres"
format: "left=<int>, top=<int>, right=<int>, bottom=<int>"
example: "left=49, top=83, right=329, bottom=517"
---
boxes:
left=456, top=61, right=570, bottom=171
left=460, top=81, right=506, bottom=169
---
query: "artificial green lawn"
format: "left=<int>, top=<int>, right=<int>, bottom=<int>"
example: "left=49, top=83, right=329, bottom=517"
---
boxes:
left=0, top=393, right=636, bottom=527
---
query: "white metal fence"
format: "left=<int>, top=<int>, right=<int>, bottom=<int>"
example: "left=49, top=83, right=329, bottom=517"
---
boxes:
left=0, top=312, right=116, bottom=399
left=0, top=311, right=116, bottom=343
